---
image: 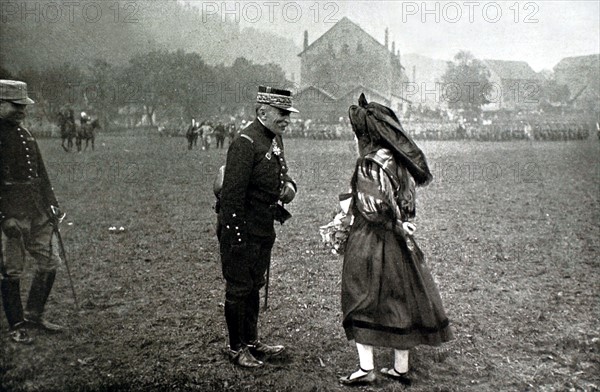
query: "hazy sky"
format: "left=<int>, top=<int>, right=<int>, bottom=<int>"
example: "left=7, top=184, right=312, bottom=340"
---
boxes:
left=201, top=0, right=600, bottom=71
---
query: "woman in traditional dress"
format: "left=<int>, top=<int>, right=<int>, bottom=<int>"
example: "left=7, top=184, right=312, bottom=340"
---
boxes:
left=339, top=94, right=454, bottom=386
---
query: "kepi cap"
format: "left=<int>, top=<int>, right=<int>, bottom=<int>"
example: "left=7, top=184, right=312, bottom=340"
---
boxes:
left=256, top=86, right=298, bottom=113
left=0, top=79, right=34, bottom=104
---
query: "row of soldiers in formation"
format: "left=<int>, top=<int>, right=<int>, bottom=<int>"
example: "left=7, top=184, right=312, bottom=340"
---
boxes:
left=23, top=117, right=599, bottom=143
left=283, top=120, right=598, bottom=142
left=410, top=121, right=594, bottom=141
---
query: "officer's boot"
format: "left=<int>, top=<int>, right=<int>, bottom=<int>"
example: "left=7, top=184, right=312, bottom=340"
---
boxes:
left=245, top=289, right=284, bottom=358
left=244, top=289, right=260, bottom=345
left=24, top=270, right=64, bottom=332
left=1, top=278, right=33, bottom=344
left=225, top=298, right=263, bottom=368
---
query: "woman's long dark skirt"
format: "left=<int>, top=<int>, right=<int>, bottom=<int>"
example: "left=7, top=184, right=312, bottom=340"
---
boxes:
left=342, top=215, right=454, bottom=349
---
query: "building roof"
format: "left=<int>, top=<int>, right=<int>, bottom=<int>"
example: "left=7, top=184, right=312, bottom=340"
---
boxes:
left=298, top=17, right=386, bottom=58
left=484, top=59, right=541, bottom=80
left=554, top=54, right=599, bottom=70
left=553, top=54, right=599, bottom=102
left=338, top=85, right=391, bottom=105
left=391, top=92, right=412, bottom=103
left=295, top=85, right=337, bottom=101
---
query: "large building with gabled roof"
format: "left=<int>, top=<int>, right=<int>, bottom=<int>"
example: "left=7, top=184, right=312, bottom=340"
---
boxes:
left=296, top=17, right=409, bottom=121
left=482, top=59, right=543, bottom=112
left=553, top=54, right=599, bottom=112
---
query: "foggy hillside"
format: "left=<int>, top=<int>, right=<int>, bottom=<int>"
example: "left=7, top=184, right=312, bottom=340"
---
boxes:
left=0, top=0, right=301, bottom=79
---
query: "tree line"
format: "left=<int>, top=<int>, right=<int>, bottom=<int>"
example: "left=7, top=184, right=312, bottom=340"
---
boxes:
left=0, top=51, right=289, bottom=131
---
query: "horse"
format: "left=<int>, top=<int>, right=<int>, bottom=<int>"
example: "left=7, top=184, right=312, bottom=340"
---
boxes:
left=56, top=109, right=76, bottom=152
left=76, top=118, right=100, bottom=152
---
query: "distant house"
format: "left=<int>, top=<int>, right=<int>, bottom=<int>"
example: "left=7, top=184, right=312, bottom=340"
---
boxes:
left=483, top=60, right=542, bottom=111
left=297, top=17, right=409, bottom=121
left=553, top=54, right=600, bottom=112
left=339, top=85, right=410, bottom=116
left=294, top=86, right=337, bottom=122
left=338, top=85, right=390, bottom=108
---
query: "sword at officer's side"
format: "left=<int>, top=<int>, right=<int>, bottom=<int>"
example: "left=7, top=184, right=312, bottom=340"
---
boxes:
left=50, top=212, right=79, bottom=310
left=264, top=264, right=270, bottom=311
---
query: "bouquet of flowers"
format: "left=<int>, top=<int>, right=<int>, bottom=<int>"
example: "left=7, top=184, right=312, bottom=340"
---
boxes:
left=319, top=194, right=354, bottom=255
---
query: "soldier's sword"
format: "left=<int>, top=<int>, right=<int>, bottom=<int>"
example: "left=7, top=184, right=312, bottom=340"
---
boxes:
left=52, top=222, right=79, bottom=309
left=264, top=264, right=270, bottom=311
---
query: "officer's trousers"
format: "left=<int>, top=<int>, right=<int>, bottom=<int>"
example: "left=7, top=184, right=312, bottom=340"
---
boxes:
left=220, top=234, right=275, bottom=350
left=0, top=214, right=61, bottom=279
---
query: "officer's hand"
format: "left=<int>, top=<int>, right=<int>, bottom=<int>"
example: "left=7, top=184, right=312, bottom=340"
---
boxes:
left=279, top=181, right=296, bottom=204
left=51, top=205, right=66, bottom=223
left=1, top=218, right=23, bottom=239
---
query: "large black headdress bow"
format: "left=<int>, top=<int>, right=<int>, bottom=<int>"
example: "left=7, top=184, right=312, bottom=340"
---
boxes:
left=350, top=93, right=433, bottom=186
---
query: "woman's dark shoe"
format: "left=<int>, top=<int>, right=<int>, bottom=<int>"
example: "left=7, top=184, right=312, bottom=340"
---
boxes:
left=380, top=367, right=412, bottom=386
left=339, top=367, right=376, bottom=385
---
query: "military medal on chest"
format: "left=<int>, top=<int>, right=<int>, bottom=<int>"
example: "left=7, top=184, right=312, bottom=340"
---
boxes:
left=265, top=139, right=281, bottom=160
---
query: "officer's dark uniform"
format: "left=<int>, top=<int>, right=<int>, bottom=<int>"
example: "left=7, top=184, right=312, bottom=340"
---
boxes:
left=0, top=80, right=64, bottom=342
left=0, top=120, right=59, bottom=222
left=217, top=88, right=297, bottom=366
left=218, top=118, right=295, bottom=351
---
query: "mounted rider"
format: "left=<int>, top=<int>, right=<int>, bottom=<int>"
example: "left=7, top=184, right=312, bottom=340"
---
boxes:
left=80, top=111, right=90, bottom=125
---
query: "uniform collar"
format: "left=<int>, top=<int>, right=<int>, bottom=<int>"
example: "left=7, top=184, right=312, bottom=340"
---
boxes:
left=255, top=118, right=276, bottom=140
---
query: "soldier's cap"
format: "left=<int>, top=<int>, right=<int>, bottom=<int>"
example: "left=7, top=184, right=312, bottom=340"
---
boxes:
left=0, top=79, right=35, bottom=105
left=256, top=86, right=299, bottom=113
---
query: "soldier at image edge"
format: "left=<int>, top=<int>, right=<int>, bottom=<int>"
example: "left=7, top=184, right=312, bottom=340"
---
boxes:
left=0, top=79, right=66, bottom=344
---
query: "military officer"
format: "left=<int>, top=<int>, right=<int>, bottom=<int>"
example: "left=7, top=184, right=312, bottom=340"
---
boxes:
left=217, top=86, right=298, bottom=368
left=0, top=80, right=65, bottom=344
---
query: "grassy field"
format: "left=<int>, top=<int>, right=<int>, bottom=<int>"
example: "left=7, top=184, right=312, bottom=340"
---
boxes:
left=1, top=134, right=598, bottom=392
